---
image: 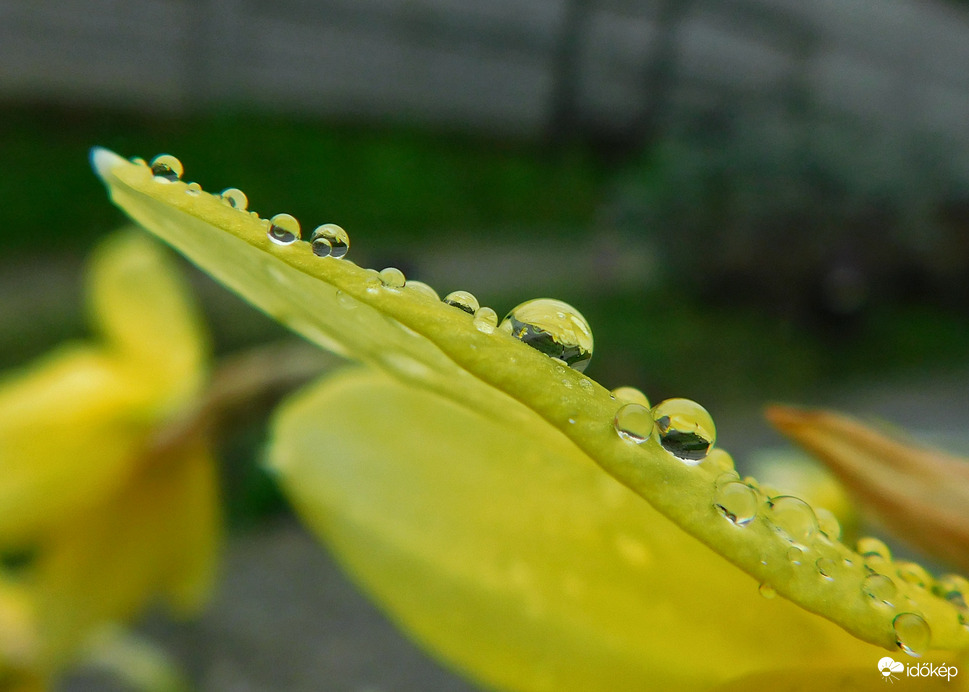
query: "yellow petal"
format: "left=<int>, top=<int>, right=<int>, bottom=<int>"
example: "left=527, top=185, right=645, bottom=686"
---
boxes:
left=0, top=347, right=151, bottom=542
left=271, top=367, right=884, bottom=691
left=87, top=230, right=208, bottom=410
left=93, top=148, right=969, bottom=654
left=29, top=434, right=219, bottom=669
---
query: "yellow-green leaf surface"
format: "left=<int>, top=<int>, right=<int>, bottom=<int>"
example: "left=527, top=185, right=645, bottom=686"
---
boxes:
left=272, top=367, right=896, bottom=691
left=92, top=148, right=969, bottom=657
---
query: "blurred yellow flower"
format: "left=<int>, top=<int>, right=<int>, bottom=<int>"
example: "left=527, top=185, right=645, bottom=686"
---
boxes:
left=0, top=231, right=220, bottom=686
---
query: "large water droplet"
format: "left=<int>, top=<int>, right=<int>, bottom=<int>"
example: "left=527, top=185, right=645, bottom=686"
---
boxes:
left=713, top=481, right=758, bottom=526
left=149, top=154, right=183, bottom=182
left=893, top=612, right=931, bottom=657
left=862, top=573, right=898, bottom=606
left=857, top=537, right=892, bottom=564
left=651, top=398, right=716, bottom=462
left=443, top=290, right=479, bottom=315
left=611, top=386, right=650, bottom=408
left=613, top=403, right=653, bottom=443
left=220, top=188, right=248, bottom=210
left=766, top=496, right=818, bottom=545
left=787, top=546, right=804, bottom=565
left=311, top=224, right=350, bottom=259
left=473, top=307, right=498, bottom=334
left=379, top=267, right=406, bottom=289
left=268, top=213, right=300, bottom=245
left=499, top=298, right=593, bottom=373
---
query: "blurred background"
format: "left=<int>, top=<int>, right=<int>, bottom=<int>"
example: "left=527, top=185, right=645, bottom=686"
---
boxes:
left=2, top=0, right=969, bottom=689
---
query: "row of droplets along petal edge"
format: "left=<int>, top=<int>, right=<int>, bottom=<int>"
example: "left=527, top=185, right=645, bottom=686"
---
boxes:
left=138, top=153, right=969, bottom=657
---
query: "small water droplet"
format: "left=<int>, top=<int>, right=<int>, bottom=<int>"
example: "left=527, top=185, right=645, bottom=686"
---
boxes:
left=895, top=561, right=931, bottom=589
left=758, top=583, right=776, bottom=599
left=816, top=557, right=836, bottom=580
left=611, top=386, right=650, bottom=408
left=933, top=574, right=969, bottom=610
left=787, top=546, right=804, bottom=565
left=857, top=537, right=892, bottom=564
left=814, top=508, right=841, bottom=540
left=149, top=154, right=183, bottom=182
left=613, top=403, right=653, bottom=443
left=700, top=448, right=735, bottom=474
left=268, top=213, right=300, bottom=245
left=893, top=612, right=931, bottom=657
left=310, top=223, right=350, bottom=259
left=336, top=290, right=357, bottom=310
left=185, top=181, right=202, bottom=195
left=130, top=157, right=148, bottom=167
left=651, top=398, right=716, bottom=462
left=713, top=481, right=758, bottom=525
left=862, top=573, right=897, bottom=606
left=499, top=298, right=593, bottom=373
left=443, top=290, right=479, bottom=315
left=406, top=280, right=440, bottom=302
left=220, top=188, right=248, bottom=211
left=767, top=496, right=818, bottom=545
left=379, top=267, right=406, bottom=289
left=473, top=307, right=498, bottom=333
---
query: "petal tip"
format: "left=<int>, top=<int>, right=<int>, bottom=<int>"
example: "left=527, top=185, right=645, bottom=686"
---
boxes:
left=89, top=146, right=127, bottom=180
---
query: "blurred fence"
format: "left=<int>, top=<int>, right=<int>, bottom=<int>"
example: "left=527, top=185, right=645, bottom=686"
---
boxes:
left=2, top=0, right=969, bottom=153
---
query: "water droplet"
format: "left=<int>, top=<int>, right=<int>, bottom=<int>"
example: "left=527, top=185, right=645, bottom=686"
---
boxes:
left=149, top=154, right=183, bottom=182
left=893, top=612, right=931, bottom=657
left=713, top=481, right=758, bottom=526
left=933, top=574, right=969, bottom=610
left=895, top=561, right=931, bottom=589
left=268, top=213, right=300, bottom=245
left=816, top=557, right=836, bottom=580
left=766, top=496, right=818, bottom=545
left=130, top=157, right=148, bottom=167
left=335, top=290, right=357, bottom=310
left=613, top=403, right=654, bottom=444
left=499, top=298, right=593, bottom=373
left=611, top=386, right=650, bottom=408
left=406, top=280, right=440, bottom=302
left=651, top=398, right=716, bottom=462
left=862, top=573, right=898, bottom=606
left=701, top=448, right=735, bottom=474
left=379, top=267, right=406, bottom=289
left=443, top=290, right=479, bottom=315
left=787, top=546, right=804, bottom=565
left=310, top=223, right=350, bottom=259
left=473, top=307, right=498, bottom=334
left=220, top=188, right=248, bottom=211
left=758, top=583, right=776, bottom=599
left=815, top=508, right=841, bottom=540
left=185, top=182, right=202, bottom=195
left=578, top=379, right=594, bottom=393
left=857, top=537, right=892, bottom=564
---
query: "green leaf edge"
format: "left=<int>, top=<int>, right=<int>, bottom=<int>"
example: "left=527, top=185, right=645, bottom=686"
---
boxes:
left=91, top=147, right=969, bottom=654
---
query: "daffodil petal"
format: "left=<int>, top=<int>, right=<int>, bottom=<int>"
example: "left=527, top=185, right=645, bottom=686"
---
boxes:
left=88, top=230, right=208, bottom=410
left=270, top=367, right=884, bottom=691
left=93, top=148, right=969, bottom=654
